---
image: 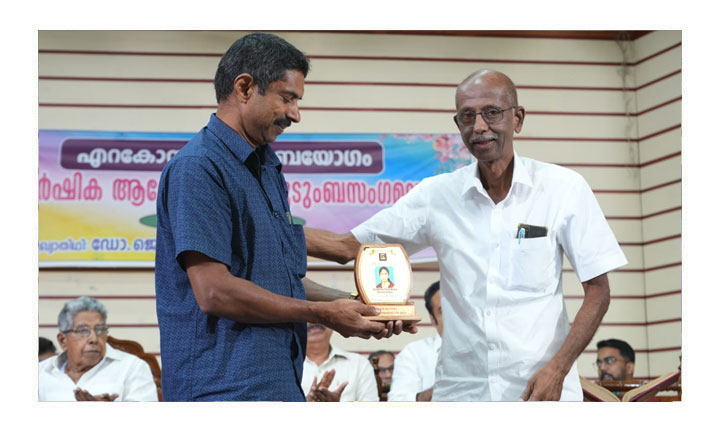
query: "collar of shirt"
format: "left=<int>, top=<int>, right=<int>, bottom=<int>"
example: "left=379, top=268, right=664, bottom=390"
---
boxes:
left=206, top=113, right=282, bottom=172
left=316, top=345, right=350, bottom=367
left=43, top=344, right=122, bottom=374
left=307, top=344, right=353, bottom=367
left=461, top=152, right=534, bottom=199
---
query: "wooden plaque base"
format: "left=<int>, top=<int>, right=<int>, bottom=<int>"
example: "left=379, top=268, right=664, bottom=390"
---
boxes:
left=365, top=303, right=422, bottom=325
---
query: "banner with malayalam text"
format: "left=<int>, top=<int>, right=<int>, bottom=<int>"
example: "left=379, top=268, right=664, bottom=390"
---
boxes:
left=39, top=130, right=472, bottom=267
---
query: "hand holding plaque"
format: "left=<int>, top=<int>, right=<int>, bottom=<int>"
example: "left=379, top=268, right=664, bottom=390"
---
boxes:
left=354, top=244, right=421, bottom=325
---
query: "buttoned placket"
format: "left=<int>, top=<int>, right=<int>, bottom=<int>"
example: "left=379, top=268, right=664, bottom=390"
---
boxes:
left=474, top=173, right=521, bottom=401
left=251, top=160, right=289, bottom=280
left=485, top=199, right=504, bottom=401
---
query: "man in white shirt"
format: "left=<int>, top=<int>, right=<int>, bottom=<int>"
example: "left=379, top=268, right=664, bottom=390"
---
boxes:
left=389, top=281, right=443, bottom=401
left=304, top=69, right=627, bottom=401
left=38, top=296, right=158, bottom=401
left=302, top=323, right=380, bottom=402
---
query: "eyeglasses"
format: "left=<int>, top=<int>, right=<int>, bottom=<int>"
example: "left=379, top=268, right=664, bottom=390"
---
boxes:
left=65, top=325, right=109, bottom=338
left=595, top=356, right=620, bottom=368
left=454, top=106, right=517, bottom=126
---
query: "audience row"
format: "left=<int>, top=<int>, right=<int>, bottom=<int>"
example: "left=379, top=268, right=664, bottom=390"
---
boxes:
left=37, top=282, right=640, bottom=402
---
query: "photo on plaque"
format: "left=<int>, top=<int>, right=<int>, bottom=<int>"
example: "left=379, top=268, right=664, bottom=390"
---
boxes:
left=374, top=266, right=396, bottom=289
left=354, top=244, right=421, bottom=324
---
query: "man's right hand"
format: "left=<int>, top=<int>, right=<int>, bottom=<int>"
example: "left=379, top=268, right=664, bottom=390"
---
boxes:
left=314, top=299, right=388, bottom=339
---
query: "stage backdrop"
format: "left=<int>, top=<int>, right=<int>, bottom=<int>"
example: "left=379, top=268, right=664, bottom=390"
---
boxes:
left=39, top=129, right=472, bottom=267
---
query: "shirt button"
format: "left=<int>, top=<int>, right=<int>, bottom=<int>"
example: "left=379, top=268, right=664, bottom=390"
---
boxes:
left=486, top=310, right=491, bottom=316
left=273, top=211, right=279, bottom=218
left=489, top=344, right=496, bottom=350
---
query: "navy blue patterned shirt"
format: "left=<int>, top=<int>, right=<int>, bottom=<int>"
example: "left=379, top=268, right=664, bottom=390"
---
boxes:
left=155, top=114, right=308, bottom=401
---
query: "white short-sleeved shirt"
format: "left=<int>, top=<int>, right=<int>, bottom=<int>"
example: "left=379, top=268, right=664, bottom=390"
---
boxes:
left=38, top=344, right=159, bottom=401
left=301, top=345, right=380, bottom=402
left=352, top=154, right=627, bottom=401
left=388, top=334, right=441, bottom=401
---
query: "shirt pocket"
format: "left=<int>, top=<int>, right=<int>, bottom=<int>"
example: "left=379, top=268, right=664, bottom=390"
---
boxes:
left=286, top=223, right=308, bottom=283
left=507, top=236, right=555, bottom=292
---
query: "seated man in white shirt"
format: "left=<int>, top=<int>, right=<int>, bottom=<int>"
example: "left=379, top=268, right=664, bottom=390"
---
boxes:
left=38, top=296, right=158, bottom=401
left=388, top=281, right=443, bottom=401
left=302, top=323, right=380, bottom=402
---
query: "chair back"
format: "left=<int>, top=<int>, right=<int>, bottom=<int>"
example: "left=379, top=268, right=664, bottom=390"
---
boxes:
left=107, top=335, right=162, bottom=401
left=370, top=356, right=390, bottom=401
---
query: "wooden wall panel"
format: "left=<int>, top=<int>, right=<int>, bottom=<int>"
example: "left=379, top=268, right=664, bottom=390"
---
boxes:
left=641, top=182, right=681, bottom=216
left=636, top=74, right=681, bottom=111
left=647, top=322, right=682, bottom=351
left=643, top=239, right=682, bottom=269
left=643, top=210, right=681, bottom=241
left=638, top=128, right=681, bottom=164
left=648, top=350, right=682, bottom=378
left=514, top=141, right=635, bottom=165
left=644, top=267, right=681, bottom=296
left=646, top=294, right=682, bottom=322
left=566, top=298, right=646, bottom=324
left=640, top=157, right=681, bottom=190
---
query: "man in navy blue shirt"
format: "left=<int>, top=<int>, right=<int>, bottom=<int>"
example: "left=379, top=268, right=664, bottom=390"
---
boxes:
left=155, top=33, right=414, bottom=402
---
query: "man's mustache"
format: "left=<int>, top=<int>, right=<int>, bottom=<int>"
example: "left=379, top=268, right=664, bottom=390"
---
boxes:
left=275, top=118, right=292, bottom=128
left=470, top=134, right=498, bottom=142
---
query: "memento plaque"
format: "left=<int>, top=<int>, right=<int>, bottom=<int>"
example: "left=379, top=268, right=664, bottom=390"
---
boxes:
left=354, top=244, right=421, bottom=325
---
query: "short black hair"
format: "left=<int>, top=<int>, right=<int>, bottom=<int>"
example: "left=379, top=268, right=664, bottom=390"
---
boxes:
left=368, top=350, right=395, bottom=360
left=424, top=281, right=440, bottom=322
left=213, top=33, right=310, bottom=103
left=39, top=336, right=56, bottom=356
left=597, top=338, right=635, bottom=363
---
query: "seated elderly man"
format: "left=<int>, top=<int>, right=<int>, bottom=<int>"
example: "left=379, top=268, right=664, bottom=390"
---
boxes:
left=38, top=296, right=158, bottom=401
left=302, top=323, right=379, bottom=402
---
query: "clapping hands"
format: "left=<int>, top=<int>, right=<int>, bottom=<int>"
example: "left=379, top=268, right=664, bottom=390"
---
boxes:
left=306, top=369, right=348, bottom=402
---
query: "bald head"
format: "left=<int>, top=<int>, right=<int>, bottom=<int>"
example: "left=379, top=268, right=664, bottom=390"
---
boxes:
left=455, top=70, right=518, bottom=109
left=453, top=69, right=525, bottom=166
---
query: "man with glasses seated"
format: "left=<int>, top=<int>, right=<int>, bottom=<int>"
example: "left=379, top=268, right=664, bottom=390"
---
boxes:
left=596, top=339, right=635, bottom=382
left=304, top=69, right=627, bottom=401
left=368, top=350, right=395, bottom=398
left=38, top=296, right=158, bottom=401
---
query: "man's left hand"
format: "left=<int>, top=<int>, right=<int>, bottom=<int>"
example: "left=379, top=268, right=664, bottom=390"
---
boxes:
left=74, top=388, right=118, bottom=402
left=519, top=364, right=566, bottom=401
